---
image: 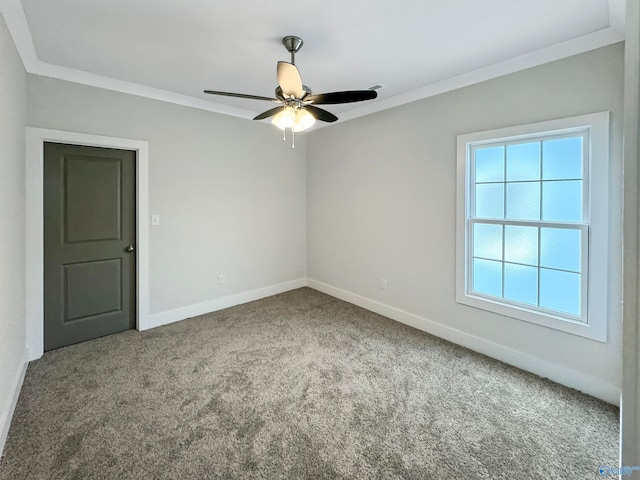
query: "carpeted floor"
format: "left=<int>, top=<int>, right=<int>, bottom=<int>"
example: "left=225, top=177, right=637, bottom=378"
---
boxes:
left=0, top=288, right=619, bottom=479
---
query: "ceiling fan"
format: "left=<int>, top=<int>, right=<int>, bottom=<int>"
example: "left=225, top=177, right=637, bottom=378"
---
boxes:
left=204, top=36, right=378, bottom=147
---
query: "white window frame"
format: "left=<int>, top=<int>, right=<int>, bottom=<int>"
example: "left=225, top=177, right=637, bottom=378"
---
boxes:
left=456, top=112, right=610, bottom=342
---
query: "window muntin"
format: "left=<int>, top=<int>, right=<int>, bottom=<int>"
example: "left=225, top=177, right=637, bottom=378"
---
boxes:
left=467, top=133, right=588, bottom=321
left=469, top=221, right=587, bottom=318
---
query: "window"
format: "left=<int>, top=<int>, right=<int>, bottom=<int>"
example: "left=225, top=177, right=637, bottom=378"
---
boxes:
left=456, top=113, right=609, bottom=341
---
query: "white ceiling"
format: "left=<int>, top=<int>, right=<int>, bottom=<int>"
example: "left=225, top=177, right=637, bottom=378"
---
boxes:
left=0, top=0, right=626, bottom=126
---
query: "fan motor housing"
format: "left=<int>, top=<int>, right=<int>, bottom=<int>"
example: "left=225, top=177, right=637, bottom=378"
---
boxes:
left=275, top=85, right=312, bottom=101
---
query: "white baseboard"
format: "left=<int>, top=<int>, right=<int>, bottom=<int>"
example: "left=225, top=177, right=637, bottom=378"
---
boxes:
left=307, top=278, right=621, bottom=406
left=0, top=347, right=29, bottom=457
left=146, top=278, right=307, bottom=330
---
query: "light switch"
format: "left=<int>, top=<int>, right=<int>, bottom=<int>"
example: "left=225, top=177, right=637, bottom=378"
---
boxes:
left=151, top=214, right=160, bottom=226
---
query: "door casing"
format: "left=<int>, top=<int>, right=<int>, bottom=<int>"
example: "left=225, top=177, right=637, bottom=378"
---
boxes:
left=26, top=128, right=149, bottom=361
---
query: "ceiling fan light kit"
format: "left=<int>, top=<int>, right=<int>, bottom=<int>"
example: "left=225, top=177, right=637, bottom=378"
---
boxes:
left=272, top=107, right=315, bottom=132
left=271, top=107, right=316, bottom=148
left=204, top=36, right=378, bottom=148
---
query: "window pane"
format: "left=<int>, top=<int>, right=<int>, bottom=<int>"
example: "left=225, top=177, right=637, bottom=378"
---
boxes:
left=504, top=263, right=538, bottom=305
left=475, top=183, right=504, bottom=218
left=475, top=146, right=504, bottom=182
left=539, top=269, right=580, bottom=316
left=506, top=142, right=540, bottom=181
left=472, top=259, right=502, bottom=298
left=540, top=228, right=581, bottom=272
left=504, top=225, right=538, bottom=266
left=473, top=223, right=502, bottom=260
left=542, top=136, right=583, bottom=180
left=542, top=180, right=582, bottom=222
left=506, top=182, right=540, bottom=220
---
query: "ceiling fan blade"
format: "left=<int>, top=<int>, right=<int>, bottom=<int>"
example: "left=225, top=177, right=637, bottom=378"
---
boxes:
left=253, top=106, right=284, bottom=121
left=305, top=90, right=377, bottom=105
left=277, top=61, right=304, bottom=99
left=305, top=105, right=338, bottom=123
left=204, top=90, right=278, bottom=102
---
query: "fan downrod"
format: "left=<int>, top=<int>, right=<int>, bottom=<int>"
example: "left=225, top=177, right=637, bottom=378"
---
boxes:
left=282, top=36, right=303, bottom=64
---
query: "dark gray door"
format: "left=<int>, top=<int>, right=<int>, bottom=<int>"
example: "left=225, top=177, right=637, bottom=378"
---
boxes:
left=44, top=142, right=136, bottom=351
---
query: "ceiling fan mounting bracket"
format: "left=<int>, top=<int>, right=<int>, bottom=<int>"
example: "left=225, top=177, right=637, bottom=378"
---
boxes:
left=282, top=36, right=303, bottom=54
left=282, top=36, right=303, bottom=64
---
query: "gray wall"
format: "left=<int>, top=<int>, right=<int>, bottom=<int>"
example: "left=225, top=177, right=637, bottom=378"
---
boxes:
left=0, top=14, right=27, bottom=443
left=307, top=44, right=624, bottom=394
left=27, top=76, right=307, bottom=316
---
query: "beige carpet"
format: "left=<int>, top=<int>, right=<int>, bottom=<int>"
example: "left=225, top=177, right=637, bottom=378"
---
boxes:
left=0, top=288, right=619, bottom=479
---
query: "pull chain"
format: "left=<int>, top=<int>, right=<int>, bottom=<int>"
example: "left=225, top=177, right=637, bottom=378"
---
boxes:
left=280, top=128, right=295, bottom=148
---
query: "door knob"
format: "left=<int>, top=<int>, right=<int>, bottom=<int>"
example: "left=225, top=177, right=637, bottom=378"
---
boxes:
left=125, top=245, right=135, bottom=253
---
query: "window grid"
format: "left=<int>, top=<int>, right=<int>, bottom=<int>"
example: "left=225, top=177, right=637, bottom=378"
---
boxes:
left=501, top=143, right=507, bottom=298
left=472, top=254, right=582, bottom=274
left=501, top=221, right=505, bottom=298
left=475, top=178, right=583, bottom=184
left=468, top=131, right=588, bottom=321
left=536, top=223, right=542, bottom=306
left=469, top=220, right=587, bottom=318
left=539, top=140, right=543, bottom=222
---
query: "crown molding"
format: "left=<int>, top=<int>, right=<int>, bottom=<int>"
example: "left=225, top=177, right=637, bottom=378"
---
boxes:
left=33, top=61, right=256, bottom=119
left=331, top=25, right=625, bottom=127
left=0, top=0, right=255, bottom=119
left=0, top=0, right=626, bottom=126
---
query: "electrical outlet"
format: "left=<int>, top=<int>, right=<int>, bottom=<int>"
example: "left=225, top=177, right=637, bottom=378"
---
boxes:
left=218, top=274, right=226, bottom=285
left=381, top=278, right=387, bottom=290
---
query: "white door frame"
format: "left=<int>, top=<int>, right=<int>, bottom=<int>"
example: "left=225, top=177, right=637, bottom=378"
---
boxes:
left=25, top=127, right=150, bottom=360
left=622, top=0, right=640, bottom=467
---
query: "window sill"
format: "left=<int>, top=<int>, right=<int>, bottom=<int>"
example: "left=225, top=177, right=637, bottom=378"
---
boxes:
left=456, top=292, right=607, bottom=342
